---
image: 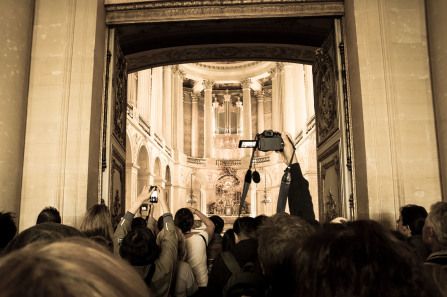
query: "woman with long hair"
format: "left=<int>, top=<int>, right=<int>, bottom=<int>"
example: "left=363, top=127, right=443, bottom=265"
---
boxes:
left=79, top=204, right=114, bottom=250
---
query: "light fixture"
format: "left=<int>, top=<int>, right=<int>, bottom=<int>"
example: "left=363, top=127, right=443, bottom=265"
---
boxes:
left=261, top=175, right=271, bottom=204
left=187, top=174, right=197, bottom=206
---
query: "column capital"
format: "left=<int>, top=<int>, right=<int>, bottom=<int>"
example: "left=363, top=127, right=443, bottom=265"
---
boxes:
left=269, top=62, right=284, bottom=76
left=191, top=92, right=200, bottom=103
left=204, top=79, right=214, bottom=90
left=178, top=69, right=186, bottom=79
left=241, top=79, right=252, bottom=89
left=255, top=91, right=265, bottom=101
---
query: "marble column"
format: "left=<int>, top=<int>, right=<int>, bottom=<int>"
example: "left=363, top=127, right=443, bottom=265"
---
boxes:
left=191, top=92, right=200, bottom=157
left=0, top=0, right=35, bottom=215
left=304, top=65, right=315, bottom=120
left=294, top=64, right=306, bottom=135
left=171, top=66, right=179, bottom=149
left=163, top=66, right=172, bottom=145
left=242, top=79, right=253, bottom=142
left=125, top=163, right=139, bottom=208
left=255, top=91, right=265, bottom=134
left=426, top=0, right=447, bottom=197
left=204, top=80, right=214, bottom=158
left=269, top=63, right=283, bottom=132
left=177, top=70, right=185, bottom=152
left=282, top=63, right=296, bottom=136
left=137, top=69, right=151, bottom=121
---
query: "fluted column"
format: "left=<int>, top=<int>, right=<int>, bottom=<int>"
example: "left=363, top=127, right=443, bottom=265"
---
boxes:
left=204, top=80, right=214, bottom=158
left=304, top=65, right=315, bottom=120
left=242, top=79, right=253, bottom=154
left=294, top=64, right=306, bottom=135
left=163, top=66, right=172, bottom=145
left=255, top=91, right=265, bottom=134
left=269, top=63, right=283, bottom=132
left=191, top=92, right=200, bottom=157
left=137, top=69, right=151, bottom=121
left=171, top=66, right=179, bottom=149
left=282, top=63, right=296, bottom=136
left=177, top=70, right=185, bottom=152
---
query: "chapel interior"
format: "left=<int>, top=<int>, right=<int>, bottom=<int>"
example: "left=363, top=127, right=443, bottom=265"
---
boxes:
left=0, top=0, right=446, bottom=231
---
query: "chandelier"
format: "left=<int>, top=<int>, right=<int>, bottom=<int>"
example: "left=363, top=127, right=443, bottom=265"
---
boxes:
left=186, top=174, right=197, bottom=206
left=261, top=176, right=271, bottom=204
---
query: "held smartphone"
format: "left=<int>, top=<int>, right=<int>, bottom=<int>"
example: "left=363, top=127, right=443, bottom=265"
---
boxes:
left=149, top=186, right=158, bottom=203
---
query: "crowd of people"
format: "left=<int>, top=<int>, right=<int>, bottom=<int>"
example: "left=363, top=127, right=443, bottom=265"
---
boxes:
left=0, top=132, right=446, bottom=297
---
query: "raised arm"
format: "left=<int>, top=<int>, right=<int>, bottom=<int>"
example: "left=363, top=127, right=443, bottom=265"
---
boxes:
left=189, top=207, right=215, bottom=241
left=113, top=186, right=156, bottom=254
left=280, top=132, right=315, bottom=221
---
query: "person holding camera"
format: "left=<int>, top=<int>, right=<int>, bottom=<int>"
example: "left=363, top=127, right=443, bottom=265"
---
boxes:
left=113, top=185, right=178, bottom=297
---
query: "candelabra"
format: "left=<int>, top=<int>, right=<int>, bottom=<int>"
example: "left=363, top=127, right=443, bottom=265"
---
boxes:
left=186, top=174, right=197, bottom=206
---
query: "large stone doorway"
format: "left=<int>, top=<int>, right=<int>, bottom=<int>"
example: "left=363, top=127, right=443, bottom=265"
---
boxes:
left=104, top=0, right=354, bottom=221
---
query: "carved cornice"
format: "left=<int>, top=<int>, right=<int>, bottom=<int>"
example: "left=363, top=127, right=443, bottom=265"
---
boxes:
left=195, top=61, right=261, bottom=70
left=105, top=1, right=344, bottom=25
left=127, top=45, right=315, bottom=72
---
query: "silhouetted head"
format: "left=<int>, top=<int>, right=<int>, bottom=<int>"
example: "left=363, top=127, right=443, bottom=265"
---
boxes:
left=398, top=204, right=428, bottom=236
left=174, top=208, right=194, bottom=233
left=233, top=217, right=258, bottom=240
left=120, top=227, right=160, bottom=266
left=0, top=238, right=151, bottom=297
left=0, top=212, right=17, bottom=250
left=222, top=228, right=236, bottom=252
left=2, top=222, right=83, bottom=255
left=36, top=207, right=61, bottom=224
left=210, top=215, right=225, bottom=235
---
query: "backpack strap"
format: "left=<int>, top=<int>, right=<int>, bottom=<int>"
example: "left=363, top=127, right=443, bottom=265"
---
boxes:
left=144, top=263, right=157, bottom=285
left=199, top=233, right=207, bottom=246
left=221, top=251, right=241, bottom=275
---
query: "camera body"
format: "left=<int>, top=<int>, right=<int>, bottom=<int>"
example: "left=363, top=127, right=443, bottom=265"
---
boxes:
left=239, top=130, right=284, bottom=152
left=258, top=130, right=284, bottom=152
left=140, top=204, right=148, bottom=211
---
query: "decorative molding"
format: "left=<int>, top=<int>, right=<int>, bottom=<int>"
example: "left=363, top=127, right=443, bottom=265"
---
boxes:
left=306, top=114, right=316, bottom=133
left=105, top=1, right=344, bottom=25
left=126, top=44, right=316, bottom=72
left=253, top=156, right=270, bottom=164
left=187, top=157, right=206, bottom=165
left=154, top=132, right=164, bottom=148
left=195, top=61, right=261, bottom=70
left=138, top=115, right=151, bottom=136
left=216, top=159, right=241, bottom=167
left=313, top=33, right=338, bottom=147
left=127, top=102, right=134, bottom=118
left=112, top=40, right=127, bottom=150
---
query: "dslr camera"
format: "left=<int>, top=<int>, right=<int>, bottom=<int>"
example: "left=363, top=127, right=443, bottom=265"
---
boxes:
left=239, top=130, right=284, bottom=152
